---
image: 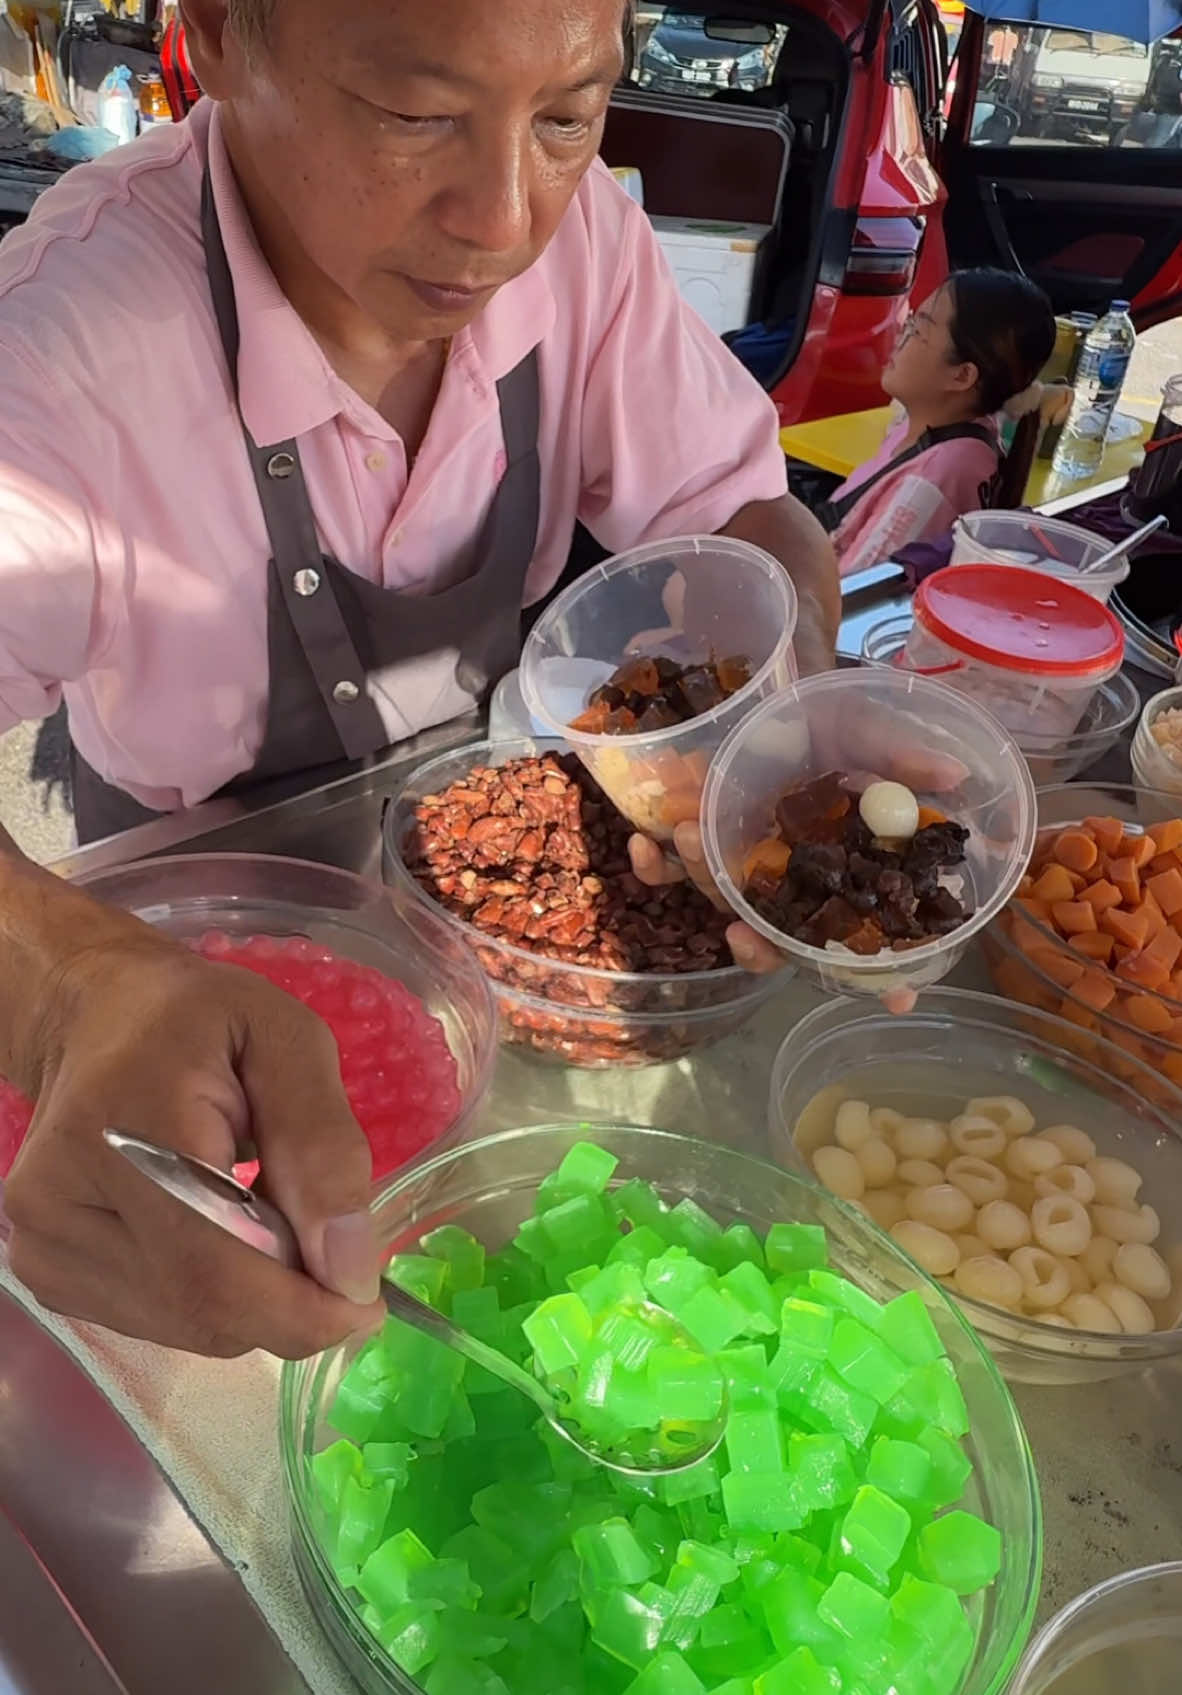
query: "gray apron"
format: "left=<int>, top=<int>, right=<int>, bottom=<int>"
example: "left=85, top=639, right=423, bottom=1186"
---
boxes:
left=71, top=167, right=541, bottom=844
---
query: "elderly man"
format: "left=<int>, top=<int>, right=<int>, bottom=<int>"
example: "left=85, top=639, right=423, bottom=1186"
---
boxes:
left=0, top=0, right=836, bottom=1357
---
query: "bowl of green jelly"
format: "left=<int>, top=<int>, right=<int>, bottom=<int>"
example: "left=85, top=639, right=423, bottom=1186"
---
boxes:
left=280, top=1124, right=1041, bottom=1695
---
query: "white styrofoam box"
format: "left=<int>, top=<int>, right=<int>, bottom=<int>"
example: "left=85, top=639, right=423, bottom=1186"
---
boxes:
left=610, top=165, right=644, bottom=208
left=650, top=216, right=770, bottom=339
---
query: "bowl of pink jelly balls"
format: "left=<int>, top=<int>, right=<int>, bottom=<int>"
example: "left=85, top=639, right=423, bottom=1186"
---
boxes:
left=770, top=989, right=1182, bottom=1386
left=0, top=855, right=497, bottom=1187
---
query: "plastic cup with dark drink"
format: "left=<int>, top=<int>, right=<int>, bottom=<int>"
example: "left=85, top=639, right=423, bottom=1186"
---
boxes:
left=1125, top=374, right=1182, bottom=533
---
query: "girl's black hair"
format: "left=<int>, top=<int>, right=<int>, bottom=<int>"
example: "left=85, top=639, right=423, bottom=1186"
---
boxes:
left=945, top=268, right=1056, bottom=414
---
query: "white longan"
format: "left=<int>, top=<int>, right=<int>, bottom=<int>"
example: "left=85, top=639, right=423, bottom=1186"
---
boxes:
left=897, top=1159, right=946, bottom=1190
left=1092, top=1204, right=1160, bottom=1246
left=954, top=1255, right=1023, bottom=1309
left=978, top=1200, right=1033, bottom=1253
left=1113, top=1242, right=1172, bottom=1301
left=1086, top=1156, right=1143, bottom=1208
left=1056, top=1253, right=1092, bottom=1295
left=856, top=1137, right=898, bottom=1189
left=870, top=1107, right=906, bottom=1139
left=1032, top=1195, right=1092, bottom=1257
left=967, top=1096, right=1035, bottom=1138
left=1034, top=1164, right=1096, bottom=1206
left=1009, top=1246, right=1070, bottom=1311
left=1040, top=1125, right=1097, bottom=1165
left=860, top=780, right=919, bottom=841
left=954, top=1232, right=989, bottom=1261
left=793, top=1084, right=848, bottom=1159
left=1005, top=1137, right=1064, bottom=1180
left=834, top=1100, right=874, bottom=1151
left=948, top=1116, right=1007, bottom=1161
left=813, top=1145, right=865, bottom=1200
left=894, top=1118, right=950, bottom=1163
left=1081, top=1236, right=1118, bottom=1285
left=1062, top=1292, right=1122, bottom=1334
left=1095, top=1281, right=1156, bottom=1335
left=861, top=1189, right=908, bottom=1231
left=945, top=1156, right=1008, bottom=1207
left=907, top=1184, right=975, bottom=1233
left=891, top=1220, right=961, bottom=1277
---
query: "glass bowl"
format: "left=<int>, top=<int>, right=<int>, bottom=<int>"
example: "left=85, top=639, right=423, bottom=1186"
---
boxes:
left=860, top=617, right=1139, bottom=785
left=1007, top=1561, right=1182, bottom=1695
left=519, top=536, right=798, bottom=841
left=1131, top=685, right=1182, bottom=797
left=381, top=737, right=792, bottom=1067
left=700, top=668, right=1036, bottom=999
left=768, top=988, right=1182, bottom=1385
left=280, top=1122, right=1041, bottom=1695
left=71, top=853, right=498, bottom=1175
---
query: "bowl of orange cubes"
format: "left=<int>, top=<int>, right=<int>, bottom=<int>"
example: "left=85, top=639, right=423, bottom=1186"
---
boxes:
left=984, top=782, right=1182, bottom=1096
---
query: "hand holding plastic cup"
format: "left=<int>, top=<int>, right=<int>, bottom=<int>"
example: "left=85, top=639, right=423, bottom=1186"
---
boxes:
left=520, top=536, right=798, bottom=843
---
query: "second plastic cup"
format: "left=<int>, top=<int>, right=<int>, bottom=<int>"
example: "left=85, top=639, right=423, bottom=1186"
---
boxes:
left=519, top=536, right=797, bottom=841
left=701, top=668, right=1037, bottom=998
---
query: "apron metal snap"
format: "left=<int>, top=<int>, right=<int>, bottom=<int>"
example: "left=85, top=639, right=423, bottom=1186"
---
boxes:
left=293, top=568, right=321, bottom=598
left=332, top=680, right=360, bottom=705
left=266, top=451, right=297, bottom=480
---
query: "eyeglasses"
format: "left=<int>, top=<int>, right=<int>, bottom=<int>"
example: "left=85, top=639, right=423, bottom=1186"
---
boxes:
left=897, top=305, right=941, bottom=345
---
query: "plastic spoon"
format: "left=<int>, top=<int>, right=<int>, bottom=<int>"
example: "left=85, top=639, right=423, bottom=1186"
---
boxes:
left=102, top=1129, right=726, bottom=1477
left=1079, top=514, right=1168, bottom=575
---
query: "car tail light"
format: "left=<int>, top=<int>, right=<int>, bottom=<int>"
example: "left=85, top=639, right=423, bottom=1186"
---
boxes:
left=843, top=218, right=923, bottom=297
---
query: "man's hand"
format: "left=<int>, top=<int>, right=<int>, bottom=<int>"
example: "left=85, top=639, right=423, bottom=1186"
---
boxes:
left=0, top=851, right=384, bottom=1358
left=720, top=495, right=840, bottom=679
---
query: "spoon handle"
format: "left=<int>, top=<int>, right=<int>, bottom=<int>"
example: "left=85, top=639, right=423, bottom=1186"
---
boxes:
left=102, top=1130, right=554, bottom=1416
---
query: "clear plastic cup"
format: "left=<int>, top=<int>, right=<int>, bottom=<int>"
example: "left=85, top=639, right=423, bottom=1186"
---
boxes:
left=700, top=668, right=1036, bottom=999
left=950, top=511, right=1126, bottom=602
left=1008, top=1562, right=1182, bottom=1695
left=519, top=536, right=798, bottom=841
left=1131, top=685, right=1182, bottom=798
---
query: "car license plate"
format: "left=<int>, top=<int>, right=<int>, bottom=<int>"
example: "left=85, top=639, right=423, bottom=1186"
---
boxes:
left=689, top=68, right=714, bottom=81
left=1066, top=99, right=1101, bottom=111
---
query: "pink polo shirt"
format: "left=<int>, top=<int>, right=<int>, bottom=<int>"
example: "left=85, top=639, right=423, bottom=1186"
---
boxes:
left=0, top=104, right=786, bottom=812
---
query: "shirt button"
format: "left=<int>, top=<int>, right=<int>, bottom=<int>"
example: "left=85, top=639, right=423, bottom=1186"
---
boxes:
left=293, top=568, right=321, bottom=598
left=365, top=451, right=386, bottom=473
left=333, top=680, right=360, bottom=706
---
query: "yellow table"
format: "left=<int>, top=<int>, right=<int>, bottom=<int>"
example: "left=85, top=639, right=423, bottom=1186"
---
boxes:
left=779, top=409, right=1151, bottom=508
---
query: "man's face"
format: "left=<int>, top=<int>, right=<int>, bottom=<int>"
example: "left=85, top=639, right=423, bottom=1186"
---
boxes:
left=189, top=0, right=625, bottom=340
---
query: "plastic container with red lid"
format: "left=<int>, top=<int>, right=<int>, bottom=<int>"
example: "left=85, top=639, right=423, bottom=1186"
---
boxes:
left=901, top=564, right=1125, bottom=743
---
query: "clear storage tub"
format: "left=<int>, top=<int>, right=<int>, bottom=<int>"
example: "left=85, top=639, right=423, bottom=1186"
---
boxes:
left=950, top=511, right=1125, bottom=602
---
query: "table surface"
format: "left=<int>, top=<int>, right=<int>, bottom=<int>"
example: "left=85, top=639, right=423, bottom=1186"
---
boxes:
left=779, top=408, right=1152, bottom=509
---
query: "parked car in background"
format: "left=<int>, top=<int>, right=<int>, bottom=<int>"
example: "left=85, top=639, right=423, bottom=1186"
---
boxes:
left=1008, top=28, right=1151, bottom=145
left=635, top=10, right=786, bottom=95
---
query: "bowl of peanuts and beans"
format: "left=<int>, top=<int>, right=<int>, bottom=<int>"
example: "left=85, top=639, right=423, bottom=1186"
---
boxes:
left=768, top=988, right=1182, bottom=1385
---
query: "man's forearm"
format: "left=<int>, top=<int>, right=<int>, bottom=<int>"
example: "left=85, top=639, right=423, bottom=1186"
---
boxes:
left=720, top=495, right=840, bottom=676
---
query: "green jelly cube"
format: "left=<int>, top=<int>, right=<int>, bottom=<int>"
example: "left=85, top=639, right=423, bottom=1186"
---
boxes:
left=598, top=1305, right=662, bottom=1371
left=679, top=1285, right=749, bottom=1354
left=590, top=1584, right=667, bottom=1669
left=623, top=1650, right=707, bottom=1695
left=644, top=1248, right=713, bottom=1314
left=556, top=1140, right=620, bottom=1197
left=424, top=1656, right=510, bottom=1695
left=471, top=1480, right=574, bottom=1565
left=523, top=1292, right=594, bottom=1377
left=328, top=1339, right=395, bottom=1444
left=384, top=1253, right=449, bottom=1308
left=531, top=1548, right=580, bottom=1622
left=877, top=1289, right=945, bottom=1367
left=817, top=1570, right=890, bottom=1640
left=719, top=1345, right=779, bottom=1412
left=767, top=1342, right=821, bottom=1404
left=890, top=1572, right=969, bottom=1648
left=608, top=1225, right=668, bottom=1269
left=648, top=1346, right=725, bottom=1424
left=358, top=1527, right=434, bottom=1615
left=837, top=1486, right=911, bottom=1583
left=774, top=1532, right=823, bottom=1576
left=806, top=1269, right=882, bottom=1330
left=691, top=1603, right=769, bottom=1684
left=540, top=1192, right=617, bottom=1257
left=668, top=1198, right=725, bottom=1263
left=613, top=1178, right=672, bottom=1236
left=759, top=1567, right=841, bottom=1659
left=361, top=1441, right=413, bottom=1488
left=717, top=1223, right=767, bottom=1274
left=579, top=1264, right=649, bottom=1320
left=574, top=1517, right=659, bottom=1588
left=373, top=1316, right=466, bottom=1439
left=450, top=1285, right=502, bottom=1341
left=754, top=1647, right=841, bottom=1695
left=408, top=1558, right=481, bottom=1611
left=890, top=1359, right=970, bottom=1441
left=434, top=1608, right=512, bottom=1660
left=661, top=1454, right=721, bottom=1507
left=678, top=1497, right=725, bottom=1549
left=916, top=1510, right=1002, bottom=1594
left=634, top=1505, right=681, bottom=1568
left=311, top=1438, right=364, bottom=1515
left=788, top=1432, right=856, bottom=1511
left=676, top=1540, right=740, bottom=1587
left=421, top=1222, right=486, bottom=1291
left=485, top=1244, right=543, bottom=1305
left=591, top=1355, right=663, bottom=1434
left=764, top=1223, right=828, bottom=1276
left=917, top=1428, right=973, bottom=1510
left=866, top=1435, right=932, bottom=1504
left=335, top=1473, right=395, bottom=1571
left=780, top=1297, right=835, bottom=1358
left=828, top=1317, right=908, bottom=1405
left=726, top=1409, right=786, bottom=1476
left=719, top=1262, right=780, bottom=1335
left=721, top=1470, right=804, bottom=1534
left=788, top=1366, right=877, bottom=1451
left=441, top=1388, right=476, bottom=1443
left=440, top=1526, right=529, bottom=1616
left=657, top=1569, right=722, bottom=1652
left=376, top=1603, right=441, bottom=1676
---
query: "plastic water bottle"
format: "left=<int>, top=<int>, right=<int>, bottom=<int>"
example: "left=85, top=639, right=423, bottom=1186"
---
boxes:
left=1051, top=301, right=1137, bottom=481
left=97, top=65, right=139, bottom=148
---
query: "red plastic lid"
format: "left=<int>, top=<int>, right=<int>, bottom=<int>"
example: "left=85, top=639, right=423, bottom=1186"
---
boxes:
left=914, top=565, right=1124, bottom=679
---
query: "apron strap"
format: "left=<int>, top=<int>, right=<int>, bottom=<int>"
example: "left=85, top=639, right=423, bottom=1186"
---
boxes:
left=201, top=167, right=388, bottom=761
left=816, top=421, right=999, bottom=534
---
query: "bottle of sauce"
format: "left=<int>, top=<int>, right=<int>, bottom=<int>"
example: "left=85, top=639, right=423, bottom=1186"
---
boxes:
left=138, top=72, right=172, bottom=130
